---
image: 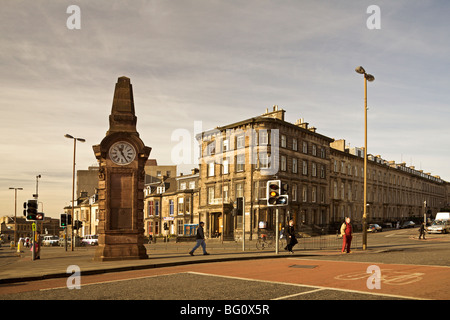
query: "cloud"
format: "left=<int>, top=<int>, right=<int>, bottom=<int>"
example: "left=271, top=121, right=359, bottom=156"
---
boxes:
left=1, top=1, right=450, bottom=217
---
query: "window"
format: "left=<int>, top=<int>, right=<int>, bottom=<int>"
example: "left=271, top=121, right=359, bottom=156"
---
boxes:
left=208, top=187, right=214, bottom=204
left=236, top=183, right=243, bottom=198
left=302, top=186, right=308, bottom=202
left=236, top=135, right=245, bottom=149
left=334, top=181, right=338, bottom=199
left=348, top=184, right=352, bottom=200
left=189, top=181, right=196, bottom=189
left=178, top=198, right=184, bottom=214
left=157, top=186, right=165, bottom=194
left=281, top=135, right=286, bottom=148
left=236, top=154, right=245, bottom=172
left=208, top=162, right=215, bottom=177
left=222, top=158, right=229, bottom=174
left=280, top=155, right=287, bottom=171
left=207, top=141, right=216, bottom=155
left=292, top=138, right=298, bottom=151
left=169, top=200, right=174, bottom=215
left=223, top=139, right=229, bottom=152
left=148, top=201, right=154, bottom=216
left=292, top=158, right=298, bottom=173
left=302, top=160, right=308, bottom=175
left=185, top=197, right=191, bottom=214
left=259, top=130, right=268, bottom=145
left=177, top=220, right=184, bottom=235
left=260, top=183, right=267, bottom=199
left=312, top=186, right=317, bottom=203
left=259, top=153, right=269, bottom=169
left=292, top=184, right=297, bottom=202
left=155, top=200, right=160, bottom=216
left=302, top=141, right=308, bottom=154
left=312, top=163, right=317, bottom=177
left=320, top=165, right=325, bottom=179
left=223, top=184, right=229, bottom=202
left=180, top=182, right=186, bottom=190
left=312, top=144, right=317, bottom=156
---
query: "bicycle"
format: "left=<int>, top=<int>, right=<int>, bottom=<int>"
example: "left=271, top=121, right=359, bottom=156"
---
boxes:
left=256, top=234, right=273, bottom=250
left=256, top=233, right=287, bottom=250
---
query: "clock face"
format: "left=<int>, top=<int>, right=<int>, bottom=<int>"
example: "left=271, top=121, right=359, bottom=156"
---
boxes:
left=109, top=141, right=136, bottom=165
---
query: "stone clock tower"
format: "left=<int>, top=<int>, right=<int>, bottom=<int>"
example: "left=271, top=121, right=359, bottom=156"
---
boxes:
left=93, top=76, right=151, bottom=261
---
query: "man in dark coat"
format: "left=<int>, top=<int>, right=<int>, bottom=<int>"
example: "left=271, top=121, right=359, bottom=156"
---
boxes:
left=418, top=222, right=426, bottom=240
left=284, top=220, right=298, bottom=254
left=189, top=222, right=209, bottom=256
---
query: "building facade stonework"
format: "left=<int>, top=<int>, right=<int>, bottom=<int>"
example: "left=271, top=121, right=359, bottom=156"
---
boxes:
left=70, top=106, right=449, bottom=239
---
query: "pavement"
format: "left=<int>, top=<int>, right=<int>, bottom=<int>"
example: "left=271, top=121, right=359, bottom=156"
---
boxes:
left=0, top=240, right=364, bottom=284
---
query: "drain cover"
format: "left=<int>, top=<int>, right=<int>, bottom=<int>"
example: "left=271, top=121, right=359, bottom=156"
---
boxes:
left=289, top=264, right=318, bottom=269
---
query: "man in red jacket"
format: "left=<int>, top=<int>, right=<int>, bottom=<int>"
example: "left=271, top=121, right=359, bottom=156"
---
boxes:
left=340, top=217, right=352, bottom=253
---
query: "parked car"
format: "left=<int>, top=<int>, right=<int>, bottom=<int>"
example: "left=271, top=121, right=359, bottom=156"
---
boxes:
left=367, top=224, right=382, bottom=233
left=401, top=221, right=416, bottom=229
left=427, top=220, right=450, bottom=234
left=42, top=235, right=60, bottom=246
left=59, top=237, right=72, bottom=247
left=81, top=235, right=98, bottom=246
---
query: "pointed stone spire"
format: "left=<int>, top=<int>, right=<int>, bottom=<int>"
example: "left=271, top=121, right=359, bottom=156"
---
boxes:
left=107, top=76, right=138, bottom=135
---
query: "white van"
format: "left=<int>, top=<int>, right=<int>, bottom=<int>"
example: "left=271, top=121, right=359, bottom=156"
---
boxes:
left=427, top=212, right=450, bottom=234
left=435, top=212, right=450, bottom=221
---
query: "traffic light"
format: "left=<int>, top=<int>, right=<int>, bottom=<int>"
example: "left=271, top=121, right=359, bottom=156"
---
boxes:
left=266, top=180, right=289, bottom=206
left=267, top=180, right=280, bottom=206
left=236, top=197, right=244, bottom=216
left=23, top=200, right=38, bottom=220
left=74, top=220, right=83, bottom=230
left=60, top=214, right=72, bottom=227
left=280, top=183, right=289, bottom=205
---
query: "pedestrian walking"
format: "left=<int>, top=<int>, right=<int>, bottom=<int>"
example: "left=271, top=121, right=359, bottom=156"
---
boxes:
left=418, top=222, right=427, bottom=240
left=340, top=217, right=353, bottom=253
left=284, top=219, right=298, bottom=254
left=189, top=222, right=209, bottom=256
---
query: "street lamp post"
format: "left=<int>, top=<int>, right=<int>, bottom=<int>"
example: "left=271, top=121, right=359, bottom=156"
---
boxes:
left=9, top=187, right=23, bottom=248
left=65, top=134, right=86, bottom=251
left=355, top=66, right=375, bottom=251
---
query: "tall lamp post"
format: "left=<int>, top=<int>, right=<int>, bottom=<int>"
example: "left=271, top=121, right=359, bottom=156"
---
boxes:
left=65, top=134, right=85, bottom=251
left=355, top=66, right=375, bottom=251
left=9, top=187, right=23, bottom=247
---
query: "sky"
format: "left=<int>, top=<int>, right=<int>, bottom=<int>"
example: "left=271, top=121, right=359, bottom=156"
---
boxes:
left=1, top=0, right=449, bottom=219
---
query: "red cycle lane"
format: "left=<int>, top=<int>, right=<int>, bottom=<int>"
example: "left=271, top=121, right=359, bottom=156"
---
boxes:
left=1, top=256, right=449, bottom=300
left=183, top=258, right=450, bottom=300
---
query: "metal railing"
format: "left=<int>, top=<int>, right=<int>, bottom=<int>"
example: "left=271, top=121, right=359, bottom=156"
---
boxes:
left=295, top=234, right=361, bottom=250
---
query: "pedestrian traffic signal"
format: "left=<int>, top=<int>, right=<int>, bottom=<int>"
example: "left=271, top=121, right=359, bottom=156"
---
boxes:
left=266, top=180, right=289, bottom=206
left=24, top=200, right=38, bottom=220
